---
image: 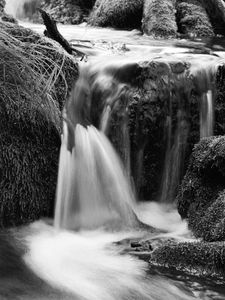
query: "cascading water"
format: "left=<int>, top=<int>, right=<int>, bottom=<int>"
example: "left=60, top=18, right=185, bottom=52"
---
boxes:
left=54, top=63, right=138, bottom=230
left=200, top=90, right=214, bottom=138
left=160, top=65, right=216, bottom=203
left=5, top=0, right=39, bottom=19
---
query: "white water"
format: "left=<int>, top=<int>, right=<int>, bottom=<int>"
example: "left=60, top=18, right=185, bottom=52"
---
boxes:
left=24, top=220, right=194, bottom=300
left=55, top=123, right=136, bottom=230
left=200, top=90, right=214, bottom=138
left=5, top=0, right=36, bottom=18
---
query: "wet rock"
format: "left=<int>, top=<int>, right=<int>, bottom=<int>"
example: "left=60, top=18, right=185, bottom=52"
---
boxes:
left=0, top=21, right=78, bottom=227
left=170, top=61, right=187, bottom=74
left=142, top=0, right=178, bottom=38
left=150, top=240, right=225, bottom=279
left=176, top=0, right=214, bottom=37
left=88, top=0, right=143, bottom=29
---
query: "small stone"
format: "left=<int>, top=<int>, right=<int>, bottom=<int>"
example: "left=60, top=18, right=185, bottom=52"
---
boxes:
left=130, top=241, right=142, bottom=248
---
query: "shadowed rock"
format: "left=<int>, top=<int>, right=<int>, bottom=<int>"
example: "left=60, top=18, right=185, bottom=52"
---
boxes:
left=88, top=0, right=143, bottom=29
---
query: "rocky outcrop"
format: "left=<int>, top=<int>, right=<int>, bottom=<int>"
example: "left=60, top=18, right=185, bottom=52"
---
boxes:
left=142, top=0, right=178, bottom=38
left=0, top=21, right=78, bottom=227
left=88, top=0, right=143, bottom=29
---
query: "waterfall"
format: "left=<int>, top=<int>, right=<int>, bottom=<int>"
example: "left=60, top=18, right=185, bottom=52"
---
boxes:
left=5, top=0, right=39, bottom=19
left=160, top=67, right=215, bottom=203
left=54, top=63, right=138, bottom=230
left=200, top=90, right=214, bottom=138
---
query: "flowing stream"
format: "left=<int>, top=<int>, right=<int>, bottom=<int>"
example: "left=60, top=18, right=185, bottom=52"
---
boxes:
left=1, top=16, right=225, bottom=299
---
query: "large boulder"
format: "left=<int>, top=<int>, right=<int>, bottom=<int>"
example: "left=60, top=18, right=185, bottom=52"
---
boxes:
left=0, top=21, right=78, bottom=227
left=176, top=0, right=214, bottom=37
left=88, top=0, right=143, bottom=29
left=142, top=0, right=178, bottom=38
left=177, top=136, right=225, bottom=241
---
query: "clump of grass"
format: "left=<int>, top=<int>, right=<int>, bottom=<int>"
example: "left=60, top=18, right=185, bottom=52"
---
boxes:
left=142, top=0, right=177, bottom=38
left=88, top=0, right=143, bottom=29
left=0, top=21, right=78, bottom=227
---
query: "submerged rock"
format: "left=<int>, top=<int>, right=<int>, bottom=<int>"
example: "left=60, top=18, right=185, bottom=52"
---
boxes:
left=0, top=21, right=78, bottom=227
left=88, top=0, right=143, bottom=29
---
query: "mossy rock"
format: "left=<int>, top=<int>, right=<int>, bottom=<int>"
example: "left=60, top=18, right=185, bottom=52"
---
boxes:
left=177, top=136, right=225, bottom=241
left=150, top=240, right=225, bottom=279
left=142, top=0, right=178, bottom=38
left=88, top=0, right=143, bottom=29
left=176, top=0, right=214, bottom=37
left=0, top=22, right=78, bottom=227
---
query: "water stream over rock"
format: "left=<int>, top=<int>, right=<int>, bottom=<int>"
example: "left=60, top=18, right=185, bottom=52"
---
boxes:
left=1, top=20, right=225, bottom=299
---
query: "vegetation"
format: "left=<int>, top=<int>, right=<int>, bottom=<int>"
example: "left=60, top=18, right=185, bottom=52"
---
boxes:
left=0, top=21, right=78, bottom=226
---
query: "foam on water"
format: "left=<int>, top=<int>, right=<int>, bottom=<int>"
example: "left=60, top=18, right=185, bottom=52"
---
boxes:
left=24, top=222, right=194, bottom=300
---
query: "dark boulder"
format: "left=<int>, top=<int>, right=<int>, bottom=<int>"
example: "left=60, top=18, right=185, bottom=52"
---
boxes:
left=88, top=0, right=143, bottom=29
left=176, top=0, right=214, bottom=37
left=177, top=136, right=225, bottom=241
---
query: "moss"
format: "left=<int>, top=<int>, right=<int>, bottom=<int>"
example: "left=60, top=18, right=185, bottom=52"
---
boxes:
left=176, top=0, right=214, bottom=37
left=177, top=136, right=225, bottom=241
left=0, top=22, right=78, bottom=227
left=142, top=0, right=178, bottom=38
left=88, top=0, right=143, bottom=29
left=150, top=240, right=225, bottom=278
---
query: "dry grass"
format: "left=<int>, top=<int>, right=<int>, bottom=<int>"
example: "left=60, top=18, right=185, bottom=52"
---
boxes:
left=0, top=21, right=78, bottom=226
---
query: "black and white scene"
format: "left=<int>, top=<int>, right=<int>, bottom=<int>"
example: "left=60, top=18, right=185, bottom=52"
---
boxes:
left=1, top=0, right=225, bottom=299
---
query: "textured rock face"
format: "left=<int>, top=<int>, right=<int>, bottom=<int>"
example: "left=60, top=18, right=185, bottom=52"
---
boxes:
left=175, top=65, right=225, bottom=241
left=0, top=21, right=78, bottom=227
left=142, top=0, right=178, bottom=38
left=176, top=0, right=214, bottom=37
left=177, top=136, right=225, bottom=241
left=40, top=0, right=93, bottom=24
left=100, top=57, right=220, bottom=201
left=88, top=0, right=143, bottom=29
